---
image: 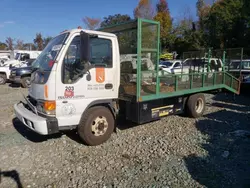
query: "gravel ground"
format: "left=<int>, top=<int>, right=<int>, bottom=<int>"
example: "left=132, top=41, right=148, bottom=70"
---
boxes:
left=0, top=84, right=250, bottom=188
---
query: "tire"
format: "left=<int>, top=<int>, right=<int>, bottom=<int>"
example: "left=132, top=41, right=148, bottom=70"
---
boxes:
left=186, top=93, right=206, bottom=118
left=77, top=106, right=115, bottom=146
left=21, top=76, right=31, bottom=88
left=0, top=74, right=7, bottom=85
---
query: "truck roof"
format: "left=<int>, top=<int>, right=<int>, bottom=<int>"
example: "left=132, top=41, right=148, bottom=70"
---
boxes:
left=59, top=28, right=117, bottom=38
left=14, top=50, right=42, bottom=54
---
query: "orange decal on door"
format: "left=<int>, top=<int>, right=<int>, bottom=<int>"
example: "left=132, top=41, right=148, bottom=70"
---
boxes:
left=96, top=68, right=105, bottom=83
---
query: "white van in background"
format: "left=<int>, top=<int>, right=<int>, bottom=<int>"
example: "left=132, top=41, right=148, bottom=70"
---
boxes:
left=0, top=50, right=42, bottom=67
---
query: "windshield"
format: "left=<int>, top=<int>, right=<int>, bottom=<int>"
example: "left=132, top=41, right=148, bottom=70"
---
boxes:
left=32, top=32, right=69, bottom=71
left=183, top=59, right=206, bottom=66
left=159, top=61, right=173, bottom=67
left=15, top=53, right=20, bottom=60
left=230, top=61, right=250, bottom=70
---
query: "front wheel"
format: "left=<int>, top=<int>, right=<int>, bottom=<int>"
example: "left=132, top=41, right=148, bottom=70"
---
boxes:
left=0, top=74, right=7, bottom=85
left=77, top=106, right=115, bottom=146
left=186, top=93, right=206, bottom=118
left=21, top=76, right=31, bottom=88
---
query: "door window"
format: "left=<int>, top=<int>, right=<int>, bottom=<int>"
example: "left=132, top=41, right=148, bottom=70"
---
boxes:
left=21, top=53, right=30, bottom=61
left=62, top=36, right=81, bottom=84
left=62, top=35, right=113, bottom=84
left=210, top=60, right=216, bottom=70
left=90, top=38, right=112, bottom=68
left=174, top=62, right=181, bottom=68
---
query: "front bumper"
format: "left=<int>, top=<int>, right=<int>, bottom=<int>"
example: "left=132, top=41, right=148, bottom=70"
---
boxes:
left=9, top=75, right=21, bottom=83
left=14, top=101, right=59, bottom=135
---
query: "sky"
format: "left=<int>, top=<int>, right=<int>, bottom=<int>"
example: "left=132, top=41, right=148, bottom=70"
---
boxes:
left=0, top=0, right=197, bottom=44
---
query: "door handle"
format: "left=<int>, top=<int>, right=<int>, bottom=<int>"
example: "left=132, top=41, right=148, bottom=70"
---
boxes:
left=62, top=101, right=68, bottom=103
left=105, top=83, right=113, bottom=90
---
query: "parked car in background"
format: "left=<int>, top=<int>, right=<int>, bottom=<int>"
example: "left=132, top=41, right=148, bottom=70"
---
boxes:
left=0, top=59, right=34, bottom=85
left=182, top=57, right=224, bottom=72
left=159, top=60, right=182, bottom=74
left=0, top=50, right=41, bottom=67
left=228, top=59, right=250, bottom=85
left=0, top=65, right=12, bottom=85
left=9, top=60, right=34, bottom=88
left=0, top=55, right=10, bottom=64
left=159, top=57, right=224, bottom=75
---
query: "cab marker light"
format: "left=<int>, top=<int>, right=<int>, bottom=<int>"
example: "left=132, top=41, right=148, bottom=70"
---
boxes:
left=44, top=85, right=48, bottom=98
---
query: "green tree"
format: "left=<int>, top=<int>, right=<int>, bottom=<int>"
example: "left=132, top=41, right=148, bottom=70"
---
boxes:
left=242, top=0, right=250, bottom=48
left=100, top=14, right=132, bottom=28
left=0, top=42, right=7, bottom=50
left=154, top=0, right=173, bottom=50
left=133, top=0, right=155, bottom=19
left=34, top=33, right=44, bottom=50
left=205, top=0, right=244, bottom=49
left=171, top=6, right=204, bottom=55
left=196, top=0, right=211, bottom=30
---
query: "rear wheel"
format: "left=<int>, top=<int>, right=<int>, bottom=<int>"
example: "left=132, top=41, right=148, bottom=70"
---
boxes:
left=21, top=76, right=31, bottom=88
left=0, top=74, right=7, bottom=85
left=77, top=106, right=115, bottom=146
left=186, top=93, right=206, bottom=118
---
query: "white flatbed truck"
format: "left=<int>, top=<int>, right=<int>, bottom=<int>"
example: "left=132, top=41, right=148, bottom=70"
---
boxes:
left=14, top=19, right=240, bottom=146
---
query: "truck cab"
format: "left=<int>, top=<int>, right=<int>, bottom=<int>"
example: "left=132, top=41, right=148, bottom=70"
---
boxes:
left=14, top=28, right=120, bottom=145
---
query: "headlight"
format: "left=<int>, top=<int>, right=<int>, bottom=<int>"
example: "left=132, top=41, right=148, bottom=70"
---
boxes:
left=37, top=100, right=56, bottom=115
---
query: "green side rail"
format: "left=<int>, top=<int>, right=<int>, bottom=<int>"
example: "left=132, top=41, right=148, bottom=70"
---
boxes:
left=139, top=71, right=241, bottom=102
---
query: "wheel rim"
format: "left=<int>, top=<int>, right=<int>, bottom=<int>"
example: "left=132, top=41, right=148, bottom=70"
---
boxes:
left=195, top=98, right=204, bottom=114
left=91, top=116, right=108, bottom=136
left=0, top=77, right=4, bottom=84
left=26, top=78, right=31, bottom=87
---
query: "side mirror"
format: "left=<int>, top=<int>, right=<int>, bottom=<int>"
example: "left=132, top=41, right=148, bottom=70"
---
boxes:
left=80, top=31, right=90, bottom=64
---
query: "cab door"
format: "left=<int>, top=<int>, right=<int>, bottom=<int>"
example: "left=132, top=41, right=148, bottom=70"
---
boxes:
left=55, top=32, right=118, bottom=127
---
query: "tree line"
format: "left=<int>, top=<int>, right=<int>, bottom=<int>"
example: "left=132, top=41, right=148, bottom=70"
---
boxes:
left=0, top=33, right=52, bottom=51
left=1, top=0, right=249, bottom=56
left=83, top=0, right=250, bottom=55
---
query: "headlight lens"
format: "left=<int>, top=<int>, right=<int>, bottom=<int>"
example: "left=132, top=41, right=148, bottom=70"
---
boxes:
left=37, top=100, right=56, bottom=115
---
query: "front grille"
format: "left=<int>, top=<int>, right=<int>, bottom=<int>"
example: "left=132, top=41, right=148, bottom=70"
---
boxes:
left=27, top=95, right=37, bottom=106
left=10, top=70, right=16, bottom=75
left=25, top=95, right=38, bottom=114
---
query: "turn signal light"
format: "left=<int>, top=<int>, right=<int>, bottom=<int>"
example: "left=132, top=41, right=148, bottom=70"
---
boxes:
left=44, top=101, right=56, bottom=111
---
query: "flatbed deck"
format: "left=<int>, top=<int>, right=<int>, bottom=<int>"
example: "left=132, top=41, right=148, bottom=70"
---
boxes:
left=119, top=71, right=240, bottom=102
